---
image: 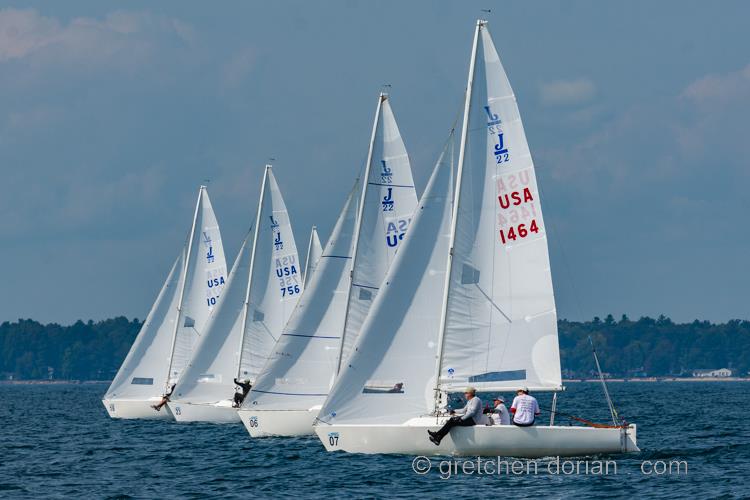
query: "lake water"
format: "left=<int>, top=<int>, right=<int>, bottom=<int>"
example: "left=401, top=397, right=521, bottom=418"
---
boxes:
left=1, top=382, right=748, bottom=498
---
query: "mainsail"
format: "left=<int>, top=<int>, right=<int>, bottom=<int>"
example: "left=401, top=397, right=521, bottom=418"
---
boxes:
left=318, top=20, right=561, bottom=427
left=166, top=187, right=228, bottom=388
left=438, top=21, right=561, bottom=392
left=337, top=94, right=418, bottom=370
left=303, top=226, right=323, bottom=287
left=244, top=181, right=360, bottom=411
left=173, top=167, right=302, bottom=404
left=319, top=132, right=455, bottom=424
left=105, top=186, right=227, bottom=401
left=238, top=167, right=303, bottom=381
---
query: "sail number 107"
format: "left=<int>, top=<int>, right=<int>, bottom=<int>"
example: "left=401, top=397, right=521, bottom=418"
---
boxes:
left=499, top=219, right=539, bottom=244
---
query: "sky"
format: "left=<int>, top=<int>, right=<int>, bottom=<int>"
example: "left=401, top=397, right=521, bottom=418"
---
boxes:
left=0, top=1, right=748, bottom=324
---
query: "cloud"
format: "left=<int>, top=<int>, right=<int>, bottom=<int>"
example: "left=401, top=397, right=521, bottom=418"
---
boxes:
left=221, top=47, right=258, bottom=88
left=0, top=8, right=192, bottom=69
left=680, top=63, right=750, bottom=108
left=539, top=78, right=596, bottom=105
left=545, top=62, right=750, bottom=181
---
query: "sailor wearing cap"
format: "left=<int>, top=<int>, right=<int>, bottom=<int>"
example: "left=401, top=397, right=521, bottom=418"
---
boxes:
left=427, top=387, right=482, bottom=446
left=490, top=396, right=510, bottom=425
left=510, top=387, right=541, bottom=427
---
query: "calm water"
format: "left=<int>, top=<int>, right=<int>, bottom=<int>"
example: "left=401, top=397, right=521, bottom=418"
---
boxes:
left=1, top=382, right=748, bottom=499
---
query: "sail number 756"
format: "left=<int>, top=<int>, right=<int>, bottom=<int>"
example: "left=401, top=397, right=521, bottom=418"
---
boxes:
left=499, top=220, right=539, bottom=244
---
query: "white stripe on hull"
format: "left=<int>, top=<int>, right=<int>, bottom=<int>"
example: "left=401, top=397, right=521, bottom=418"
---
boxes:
left=102, top=398, right=174, bottom=420
left=314, top=420, right=639, bottom=458
left=167, top=401, right=240, bottom=423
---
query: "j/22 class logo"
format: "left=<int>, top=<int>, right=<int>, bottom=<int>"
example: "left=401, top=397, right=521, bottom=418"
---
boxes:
left=484, top=106, right=510, bottom=165
left=382, top=187, right=394, bottom=212
left=203, top=232, right=216, bottom=263
left=270, top=216, right=283, bottom=250
left=385, top=217, right=411, bottom=248
left=380, top=160, right=392, bottom=184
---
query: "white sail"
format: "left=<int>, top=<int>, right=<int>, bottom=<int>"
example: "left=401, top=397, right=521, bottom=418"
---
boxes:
left=170, top=230, right=251, bottom=404
left=166, top=187, right=228, bottom=388
left=238, top=168, right=303, bottom=381
left=303, top=226, right=323, bottom=287
left=338, top=94, right=419, bottom=370
left=312, top=21, right=637, bottom=459
left=172, top=168, right=301, bottom=405
left=319, top=133, right=455, bottom=425
left=244, top=181, right=359, bottom=411
left=104, top=251, right=184, bottom=401
left=438, top=23, right=561, bottom=392
left=105, top=186, right=228, bottom=402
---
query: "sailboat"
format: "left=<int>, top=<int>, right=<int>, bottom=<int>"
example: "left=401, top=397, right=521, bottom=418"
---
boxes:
left=238, top=93, right=419, bottom=437
left=302, top=226, right=323, bottom=287
left=103, top=186, right=227, bottom=419
left=168, top=166, right=303, bottom=423
left=313, top=20, right=639, bottom=457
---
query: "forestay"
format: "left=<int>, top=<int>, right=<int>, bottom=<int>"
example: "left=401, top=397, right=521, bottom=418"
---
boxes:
left=319, top=133, right=455, bottom=425
left=338, top=95, right=418, bottom=369
left=439, top=22, right=561, bottom=393
left=104, top=251, right=184, bottom=401
left=245, top=181, right=360, bottom=411
left=303, top=226, right=323, bottom=287
left=167, top=187, right=228, bottom=388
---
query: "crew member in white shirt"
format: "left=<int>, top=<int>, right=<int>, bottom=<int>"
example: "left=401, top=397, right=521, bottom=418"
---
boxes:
left=510, top=387, right=540, bottom=427
left=428, top=387, right=482, bottom=445
left=490, top=396, right=510, bottom=425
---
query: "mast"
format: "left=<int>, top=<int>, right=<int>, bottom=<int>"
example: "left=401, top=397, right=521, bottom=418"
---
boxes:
left=335, top=92, right=385, bottom=375
left=432, top=20, right=483, bottom=413
left=303, top=225, right=317, bottom=288
left=164, top=185, right=204, bottom=393
left=236, top=165, right=271, bottom=381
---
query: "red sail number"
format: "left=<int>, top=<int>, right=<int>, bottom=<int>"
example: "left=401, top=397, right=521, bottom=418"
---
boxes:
left=499, top=219, right=539, bottom=244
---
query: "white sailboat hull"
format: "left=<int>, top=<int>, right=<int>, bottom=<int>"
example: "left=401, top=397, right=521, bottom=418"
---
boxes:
left=238, top=408, right=319, bottom=437
left=167, top=401, right=240, bottom=423
left=314, top=417, right=639, bottom=458
left=101, top=398, right=174, bottom=420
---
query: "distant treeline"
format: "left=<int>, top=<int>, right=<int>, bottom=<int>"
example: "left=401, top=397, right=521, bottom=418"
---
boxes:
left=1, top=315, right=749, bottom=380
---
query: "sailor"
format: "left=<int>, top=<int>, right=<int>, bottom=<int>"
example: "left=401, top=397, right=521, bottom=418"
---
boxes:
left=427, top=387, right=482, bottom=445
left=232, top=378, right=252, bottom=407
left=510, top=387, right=540, bottom=427
left=151, top=384, right=175, bottom=411
left=490, top=396, right=511, bottom=425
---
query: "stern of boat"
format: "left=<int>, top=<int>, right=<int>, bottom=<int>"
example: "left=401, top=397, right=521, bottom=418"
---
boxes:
left=623, top=423, right=640, bottom=453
